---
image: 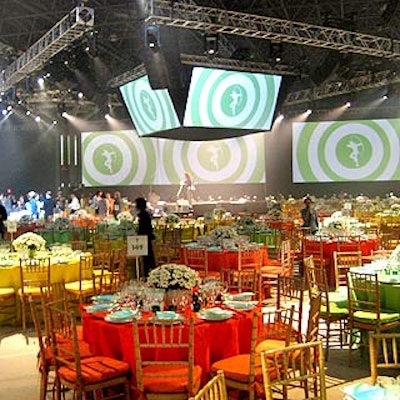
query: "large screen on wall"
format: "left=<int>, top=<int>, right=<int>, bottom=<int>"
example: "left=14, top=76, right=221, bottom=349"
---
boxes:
left=183, top=67, right=282, bottom=131
left=81, top=130, right=266, bottom=186
left=292, top=119, right=400, bottom=182
left=119, top=75, right=180, bottom=136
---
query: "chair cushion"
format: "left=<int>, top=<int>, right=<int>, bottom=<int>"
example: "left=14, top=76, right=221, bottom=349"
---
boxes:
left=142, top=364, right=202, bottom=394
left=65, top=280, right=94, bottom=293
left=255, top=339, right=287, bottom=354
left=18, top=287, right=42, bottom=296
left=353, top=311, right=400, bottom=323
left=211, top=354, right=263, bottom=383
left=58, top=356, right=130, bottom=385
left=321, top=303, right=348, bottom=317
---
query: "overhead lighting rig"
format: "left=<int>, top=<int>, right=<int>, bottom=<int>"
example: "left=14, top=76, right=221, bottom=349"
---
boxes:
left=0, top=5, right=94, bottom=93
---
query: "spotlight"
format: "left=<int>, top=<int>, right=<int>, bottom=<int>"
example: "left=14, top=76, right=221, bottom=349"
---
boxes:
left=77, top=91, right=84, bottom=99
left=6, top=105, right=12, bottom=111
left=345, top=101, right=351, bottom=108
left=26, top=110, right=31, bottom=116
left=145, top=25, right=160, bottom=50
left=105, top=113, right=111, bottom=120
left=204, top=32, right=219, bottom=56
left=1, top=109, right=7, bottom=116
left=34, top=115, right=41, bottom=122
left=53, top=120, right=58, bottom=125
left=37, top=77, right=45, bottom=85
left=383, top=94, right=388, bottom=99
left=305, top=109, right=312, bottom=115
left=61, top=111, right=68, bottom=118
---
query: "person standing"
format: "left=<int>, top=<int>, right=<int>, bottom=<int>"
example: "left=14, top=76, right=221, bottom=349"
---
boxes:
left=113, top=191, right=122, bottom=218
left=300, top=196, right=319, bottom=234
left=135, top=197, right=156, bottom=277
left=43, top=191, right=56, bottom=221
left=0, top=203, right=7, bottom=240
left=68, top=193, right=80, bottom=214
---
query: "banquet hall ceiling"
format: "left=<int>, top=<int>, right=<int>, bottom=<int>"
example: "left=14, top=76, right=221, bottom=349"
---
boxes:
left=0, top=0, right=399, bottom=118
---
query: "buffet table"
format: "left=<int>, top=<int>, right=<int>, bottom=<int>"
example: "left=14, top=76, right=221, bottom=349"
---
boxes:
left=82, top=308, right=255, bottom=385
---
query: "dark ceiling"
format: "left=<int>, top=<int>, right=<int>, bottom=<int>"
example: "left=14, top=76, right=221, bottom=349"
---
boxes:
left=0, top=0, right=399, bottom=120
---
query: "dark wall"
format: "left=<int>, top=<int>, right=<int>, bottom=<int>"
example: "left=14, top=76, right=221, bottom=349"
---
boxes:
left=0, top=115, right=59, bottom=194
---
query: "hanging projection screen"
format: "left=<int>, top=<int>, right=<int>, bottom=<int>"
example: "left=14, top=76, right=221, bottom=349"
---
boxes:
left=183, top=67, right=282, bottom=131
left=292, top=119, right=400, bottom=183
left=81, top=130, right=266, bottom=186
left=119, top=75, right=180, bottom=136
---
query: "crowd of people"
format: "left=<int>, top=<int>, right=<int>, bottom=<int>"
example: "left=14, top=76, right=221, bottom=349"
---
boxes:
left=0, top=188, right=127, bottom=222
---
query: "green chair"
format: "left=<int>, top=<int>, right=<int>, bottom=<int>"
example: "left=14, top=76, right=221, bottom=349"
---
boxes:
left=347, top=271, right=400, bottom=364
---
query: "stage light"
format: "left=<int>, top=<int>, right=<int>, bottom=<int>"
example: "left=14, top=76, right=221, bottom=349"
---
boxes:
left=204, top=32, right=219, bottom=56
left=26, top=110, right=31, bottom=116
left=61, top=111, right=68, bottom=118
left=37, top=77, right=45, bottom=85
left=305, top=109, right=312, bottom=115
left=345, top=101, right=351, bottom=108
left=1, top=109, right=7, bottom=116
left=383, top=94, right=388, bottom=99
left=145, top=24, right=160, bottom=50
left=53, top=120, right=58, bottom=124
left=7, top=105, right=12, bottom=111
left=77, top=91, right=84, bottom=99
left=34, top=115, right=41, bottom=122
left=105, top=113, right=111, bottom=120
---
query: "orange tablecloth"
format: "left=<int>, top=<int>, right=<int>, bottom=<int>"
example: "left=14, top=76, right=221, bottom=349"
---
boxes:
left=179, top=246, right=269, bottom=272
left=82, top=309, right=254, bottom=385
left=304, top=236, right=379, bottom=286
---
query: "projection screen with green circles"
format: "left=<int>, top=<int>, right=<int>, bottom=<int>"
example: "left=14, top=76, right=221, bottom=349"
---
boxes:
left=81, top=130, right=266, bottom=187
left=292, top=119, right=400, bottom=183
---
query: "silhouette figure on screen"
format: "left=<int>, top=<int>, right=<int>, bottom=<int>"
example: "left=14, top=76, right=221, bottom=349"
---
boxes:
left=208, top=144, right=221, bottom=170
left=347, top=140, right=363, bottom=167
left=102, top=149, right=115, bottom=173
left=229, top=87, right=242, bottom=116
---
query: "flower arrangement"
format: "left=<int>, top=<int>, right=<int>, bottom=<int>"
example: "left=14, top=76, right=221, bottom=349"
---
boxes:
left=12, top=232, right=46, bottom=252
left=213, top=207, right=227, bottom=220
left=117, top=211, right=134, bottom=222
left=147, top=264, right=201, bottom=290
left=165, top=213, right=180, bottom=224
left=53, top=217, right=71, bottom=230
left=209, top=226, right=238, bottom=242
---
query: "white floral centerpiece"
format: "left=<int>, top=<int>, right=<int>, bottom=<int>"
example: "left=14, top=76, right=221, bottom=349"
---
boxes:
left=209, top=226, right=238, bottom=244
left=117, top=211, right=134, bottom=222
left=165, top=213, right=180, bottom=225
left=13, top=232, right=47, bottom=253
left=147, top=263, right=201, bottom=291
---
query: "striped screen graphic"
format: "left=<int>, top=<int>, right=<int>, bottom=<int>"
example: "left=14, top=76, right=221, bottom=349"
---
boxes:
left=293, top=119, right=400, bottom=182
left=81, top=130, right=266, bottom=186
left=183, top=67, right=282, bottom=130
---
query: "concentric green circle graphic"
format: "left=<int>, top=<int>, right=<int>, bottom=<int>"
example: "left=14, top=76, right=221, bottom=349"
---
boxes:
left=184, top=67, right=281, bottom=130
left=120, top=76, right=180, bottom=136
left=293, top=120, right=400, bottom=182
left=82, top=131, right=157, bottom=186
left=161, top=134, right=265, bottom=184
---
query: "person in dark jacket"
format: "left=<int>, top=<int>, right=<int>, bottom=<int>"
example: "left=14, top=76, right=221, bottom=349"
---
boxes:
left=0, top=203, right=7, bottom=239
left=135, top=197, right=156, bottom=277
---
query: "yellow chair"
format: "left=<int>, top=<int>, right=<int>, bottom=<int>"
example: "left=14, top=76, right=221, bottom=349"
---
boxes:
left=18, top=256, right=51, bottom=332
left=64, top=254, right=95, bottom=306
left=333, top=251, right=362, bottom=289
left=261, top=341, right=327, bottom=400
left=189, top=370, right=228, bottom=400
left=132, top=316, right=201, bottom=399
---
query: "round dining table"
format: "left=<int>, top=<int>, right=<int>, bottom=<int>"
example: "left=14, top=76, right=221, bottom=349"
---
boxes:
left=179, top=245, right=269, bottom=272
left=82, top=307, right=256, bottom=385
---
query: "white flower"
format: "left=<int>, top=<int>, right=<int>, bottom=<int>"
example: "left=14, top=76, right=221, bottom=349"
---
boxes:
left=117, top=211, right=134, bottom=222
left=147, top=264, right=201, bottom=290
left=12, top=232, right=46, bottom=252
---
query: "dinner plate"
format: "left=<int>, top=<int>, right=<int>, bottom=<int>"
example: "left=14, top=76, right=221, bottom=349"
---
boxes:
left=85, top=303, right=113, bottom=313
left=225, top=292, right=255, bottom=301
left=104, top=309, right=139, bottom=323
left=155, top=311, right=184, bottom=322
left=223, top=300, right=258, bottom=311
left=92, top=294, right=119, bottom=303
left=198, top=308, right=234, bottom=321
left=341, top=382, right=385, bottom=400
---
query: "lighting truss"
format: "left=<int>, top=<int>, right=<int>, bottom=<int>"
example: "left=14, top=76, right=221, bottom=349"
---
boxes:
left=143, top=0, right=400, bottom=59
left=0, top=6, right=94, bottom=93
left=107, top=54, right=297, bottom=88
left=284, top=70, right=399, bottom=105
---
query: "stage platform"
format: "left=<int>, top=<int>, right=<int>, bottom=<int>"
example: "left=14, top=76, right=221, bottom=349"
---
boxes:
left=163, top=200, right=268, bottom=217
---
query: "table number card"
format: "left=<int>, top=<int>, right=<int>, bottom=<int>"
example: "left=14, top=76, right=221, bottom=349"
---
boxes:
left=6, top=220, right=17, bottom=233
left=127, top=235, right=148, bottom=257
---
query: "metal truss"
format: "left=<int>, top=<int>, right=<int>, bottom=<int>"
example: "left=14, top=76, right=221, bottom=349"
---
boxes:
left=0, top=6, right=94, bottom=93
left=284, top=70, right=399, bottom=105
left=107, top=53, right=298, bottom=88
left=143, top=0, right=400, bottom=59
